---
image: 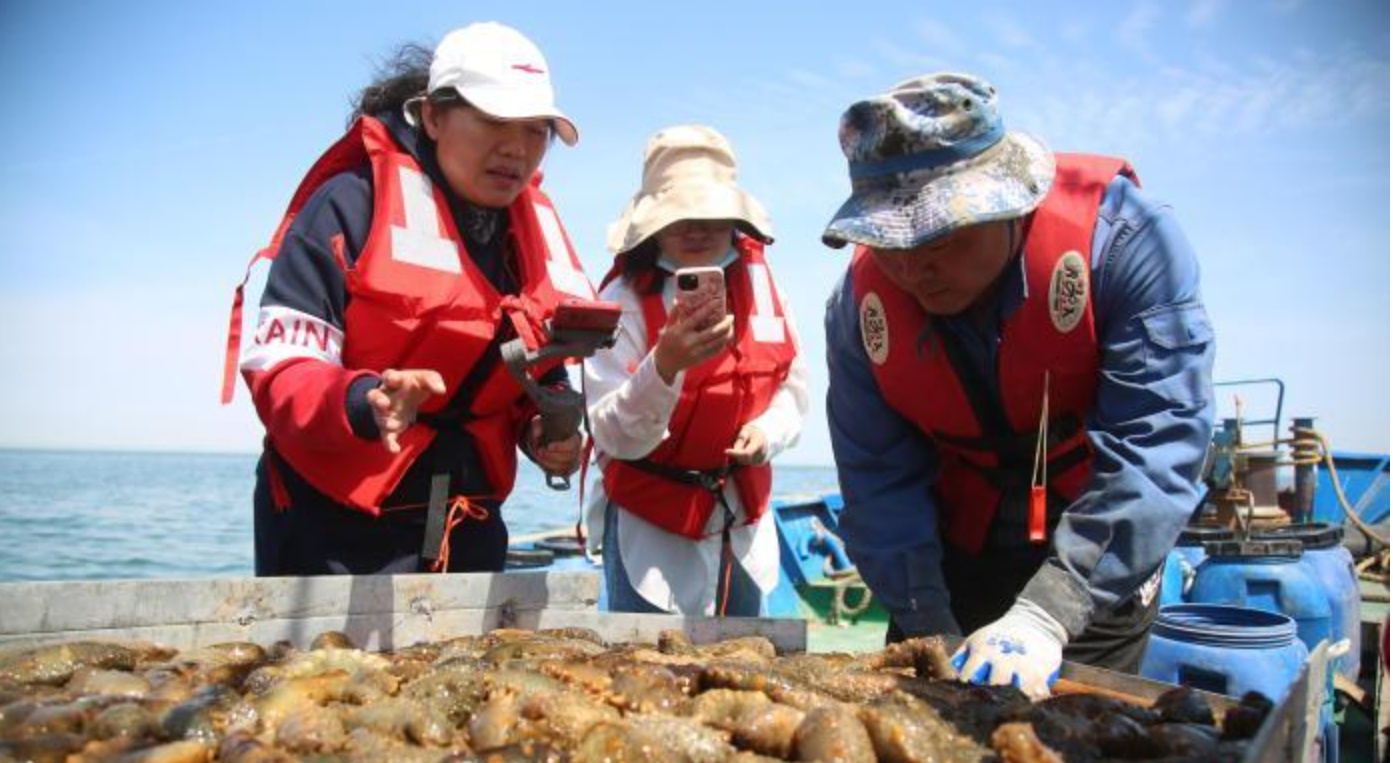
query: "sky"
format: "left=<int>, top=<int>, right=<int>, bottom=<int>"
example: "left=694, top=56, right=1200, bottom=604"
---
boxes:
left=0, top=0, right=1387, bottom=466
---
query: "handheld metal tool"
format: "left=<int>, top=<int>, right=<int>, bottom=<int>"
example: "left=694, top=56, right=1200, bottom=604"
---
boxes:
left=501, top=300, right=621, bottom=490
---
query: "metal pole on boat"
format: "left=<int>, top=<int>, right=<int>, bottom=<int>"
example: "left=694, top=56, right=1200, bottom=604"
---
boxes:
left=1291, top=417, right=1316, bottom=523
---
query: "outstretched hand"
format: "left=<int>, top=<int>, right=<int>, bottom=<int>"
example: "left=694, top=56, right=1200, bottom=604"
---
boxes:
left=366, top=369, right=446, bottom=453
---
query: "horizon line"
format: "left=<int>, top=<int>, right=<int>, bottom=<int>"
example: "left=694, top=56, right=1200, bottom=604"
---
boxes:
left=0, top=445, right=839, bottom=470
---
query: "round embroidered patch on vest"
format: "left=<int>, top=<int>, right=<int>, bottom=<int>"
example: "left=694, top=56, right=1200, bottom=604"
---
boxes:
left=859, top=292, right=890, bottom=365
left=1049, top=250, right=1089, bottom=333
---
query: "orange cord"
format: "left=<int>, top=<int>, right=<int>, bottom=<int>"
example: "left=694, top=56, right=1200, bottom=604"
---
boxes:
left=718, top=539, right=734, bottom=617
left=381, top=495, right=492, bottom=573
left=430, top=497, right=491, bottom=572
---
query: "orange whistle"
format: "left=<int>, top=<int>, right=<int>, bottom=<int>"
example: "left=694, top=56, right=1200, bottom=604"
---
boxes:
left=1029, top=486, right=1047, bottom=543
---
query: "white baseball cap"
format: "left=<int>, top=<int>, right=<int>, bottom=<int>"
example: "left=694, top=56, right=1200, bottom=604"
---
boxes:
left=408, top=22, right=578, bottom=146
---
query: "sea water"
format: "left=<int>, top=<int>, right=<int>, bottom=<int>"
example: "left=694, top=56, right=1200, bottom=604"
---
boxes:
left=0, top=449, right=839, bottom=582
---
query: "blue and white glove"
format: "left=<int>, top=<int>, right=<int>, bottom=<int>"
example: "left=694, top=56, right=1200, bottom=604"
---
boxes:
left=950, top=599, right=1068, bottom=699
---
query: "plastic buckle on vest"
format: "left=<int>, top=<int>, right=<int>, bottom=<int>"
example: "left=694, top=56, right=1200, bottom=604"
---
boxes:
left=700, top=464, right=737, bottom=495
left=697, top=472, right=726, bottom=493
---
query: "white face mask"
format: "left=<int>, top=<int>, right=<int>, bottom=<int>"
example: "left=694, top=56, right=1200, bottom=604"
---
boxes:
left=656, top=246, right=738, bottom=274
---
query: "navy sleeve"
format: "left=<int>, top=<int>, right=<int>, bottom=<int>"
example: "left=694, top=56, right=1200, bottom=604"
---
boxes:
left=826, top=271, right=961, bottom=636
left=261, top=168, right=373, bottom=327
left=248, top=167, right=384, bottom=444
left=1021, top=177, right=1217, bottom=637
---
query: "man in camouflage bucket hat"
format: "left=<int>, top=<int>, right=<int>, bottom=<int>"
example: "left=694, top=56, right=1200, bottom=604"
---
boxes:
left=822, top=73, right=1054, bottom=251
left=823, top=72, right=1216, bottom=698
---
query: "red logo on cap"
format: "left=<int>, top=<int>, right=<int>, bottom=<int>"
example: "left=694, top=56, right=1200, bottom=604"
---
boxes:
left=512, top=63, right=545, bottom=75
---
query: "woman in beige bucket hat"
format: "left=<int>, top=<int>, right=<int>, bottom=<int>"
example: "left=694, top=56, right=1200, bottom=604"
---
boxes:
left=584, top=125, right=809, bottom=616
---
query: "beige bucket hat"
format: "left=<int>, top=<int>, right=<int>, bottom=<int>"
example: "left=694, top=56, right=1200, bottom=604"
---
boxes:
left=607, top=125, right=774, bottom=255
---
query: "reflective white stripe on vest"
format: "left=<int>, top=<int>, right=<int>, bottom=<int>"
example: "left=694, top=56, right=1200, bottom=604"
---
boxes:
left=240, top=306, right=344, bottom=372
left=533, top=202, right=595, bottom=299
left=747, top=263, right=786, bottom=344
left=391, top=166, right=462, bottom=274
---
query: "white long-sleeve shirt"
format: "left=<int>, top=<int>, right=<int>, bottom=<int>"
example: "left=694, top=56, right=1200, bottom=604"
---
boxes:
left=583, top=268, right=809, bottom=616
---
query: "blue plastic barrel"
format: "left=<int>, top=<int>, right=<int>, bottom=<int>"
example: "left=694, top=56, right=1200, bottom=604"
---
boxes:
left=1160, top=527, right=1236, bottom=606
left=1142, top=603, right=1309, bottom=699
left=1312, top=451, right=1390, bottom=526
left=1160, top=556, right=1185, bottom=607
left=1253, top=523, right=1362, bottom=682
left=1189, top=539, right=1334, bottom=654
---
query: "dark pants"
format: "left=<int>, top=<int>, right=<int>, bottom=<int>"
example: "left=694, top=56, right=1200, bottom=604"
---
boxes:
left=889, top=542, right=1158, bottom=674
left=253, top=458, right=507, bottom=576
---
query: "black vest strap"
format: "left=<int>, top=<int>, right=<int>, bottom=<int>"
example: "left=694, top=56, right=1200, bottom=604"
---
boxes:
left=618, top=458, right=741, bottom=540
left=415, top=343, right=502, bottom=429
left=415, top=325, right=511, bottom=565
left=621, top=457, right=735, bottom=496
left=951, top=442, right=1090, bottom=493
left=933, top=414, right=1084, bottom=460
left=926, top=316, right=1089, bottom=548
left=929, top=316, right=1014, bottom=440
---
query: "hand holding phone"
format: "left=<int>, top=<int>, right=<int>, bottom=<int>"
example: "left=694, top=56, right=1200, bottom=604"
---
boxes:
left=674, top=266, right=726, bottom=329
left=654, top=266, right=734, bottom=385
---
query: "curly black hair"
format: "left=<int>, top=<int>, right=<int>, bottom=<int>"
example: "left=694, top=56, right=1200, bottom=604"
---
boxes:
left=348, top=43, right=434, bottom=127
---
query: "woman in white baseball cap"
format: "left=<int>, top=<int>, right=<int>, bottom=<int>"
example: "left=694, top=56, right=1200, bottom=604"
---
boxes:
left=226, top=23, right=597, bottom=578
left=583, top=125, right=809, bottom=617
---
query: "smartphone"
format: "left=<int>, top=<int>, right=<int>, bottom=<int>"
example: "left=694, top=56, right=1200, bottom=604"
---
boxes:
left=674, top=266, right=726, bottom=328
left=551, top=298, right=623, bottom=333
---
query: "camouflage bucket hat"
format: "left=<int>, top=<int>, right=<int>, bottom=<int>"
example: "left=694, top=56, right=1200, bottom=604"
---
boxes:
left=822, top=72, right=1055, bottom=250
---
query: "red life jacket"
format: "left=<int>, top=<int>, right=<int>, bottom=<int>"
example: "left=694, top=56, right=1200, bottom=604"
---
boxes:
left=600, top=237, right=797, bottom=539
left=223, top=116, right=596, bottom=514
left=850, top=154, right=1136, bottom=554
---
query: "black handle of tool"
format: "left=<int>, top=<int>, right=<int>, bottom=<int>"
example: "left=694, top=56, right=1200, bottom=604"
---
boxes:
left=535, top=386, right=584, bottom=490
left=501, top=328, right=617, bottom=493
